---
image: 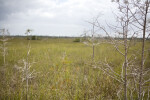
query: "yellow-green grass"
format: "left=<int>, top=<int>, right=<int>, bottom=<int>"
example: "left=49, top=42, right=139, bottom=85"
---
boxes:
left=0, top=38, right=150, bottom=100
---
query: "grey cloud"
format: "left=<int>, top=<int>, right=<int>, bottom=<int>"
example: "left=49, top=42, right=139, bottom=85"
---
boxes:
left=0, top=0, right=42, bottom=20
left=0, top=0, right=117, bottom=36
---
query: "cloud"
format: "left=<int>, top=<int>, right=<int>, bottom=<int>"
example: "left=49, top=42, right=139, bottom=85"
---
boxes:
left=0, top=0, right=117, bottom=36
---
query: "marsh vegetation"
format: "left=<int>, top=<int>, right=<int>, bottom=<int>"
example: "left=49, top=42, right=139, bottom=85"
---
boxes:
left=0, top=37, right=150, bottom=99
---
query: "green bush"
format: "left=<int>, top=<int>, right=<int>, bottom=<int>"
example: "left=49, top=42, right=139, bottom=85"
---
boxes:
left=27, top=36, right=40, bottom=40
left=31, top=36, right=37, bottom=40
left=73, top=38, right=80, bottom=42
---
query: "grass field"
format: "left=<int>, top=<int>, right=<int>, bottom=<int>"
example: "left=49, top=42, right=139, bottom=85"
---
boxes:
left=0, top=37, right=150, bottom=100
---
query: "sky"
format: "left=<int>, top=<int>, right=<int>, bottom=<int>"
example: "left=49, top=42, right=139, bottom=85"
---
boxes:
left=0, top=0, right=117, bottom=36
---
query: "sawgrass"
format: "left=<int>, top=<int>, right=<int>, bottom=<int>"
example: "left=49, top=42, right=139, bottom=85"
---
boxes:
left=0, top=37, right=150, bottom=99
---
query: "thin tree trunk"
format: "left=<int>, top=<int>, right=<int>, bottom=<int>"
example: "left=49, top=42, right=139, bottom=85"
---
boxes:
left=124, top=36, right=128, bottom=100
left=124, top=4, right=129, bottom=100
left=2, top=29, right=6, bottom=66
left=3, top=41, right=6, bottom=66
left=138, top=2, right=148, bottom=99
left=26, top=56, right=28, bottom=100
left=92, top=45, right=95, bottom=60
left=138, top=21, right=145, bottom=100
left=92, top=21, right=95, bottom=60
left=26, top=34, right=30, bottom=100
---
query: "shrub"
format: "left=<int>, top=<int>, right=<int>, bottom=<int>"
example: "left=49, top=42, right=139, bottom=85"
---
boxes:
left=31, top=36, right=37, bottom=40
left=27, top=36, right=40, bottom=40
left=73, top=38, right=80, bottom=42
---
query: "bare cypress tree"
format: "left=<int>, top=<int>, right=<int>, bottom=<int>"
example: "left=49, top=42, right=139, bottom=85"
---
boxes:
left=15, top=29, right=37, bottom=100
left=128, top=0, right=150, bottom=99
left=112, top=1, right=150, bottom=98
left=94, top=0, right=150, bottom=99
left=137, top=1, right=149, bottom=99
left=24, top=29, right=35, bottom=100
left=83, top=17, right=104, bottom=60
left=94, top=0, right=139, bottom=99
left=25, top=29, right=31, bottom=100
left=0, top=29, right=10, bottom=66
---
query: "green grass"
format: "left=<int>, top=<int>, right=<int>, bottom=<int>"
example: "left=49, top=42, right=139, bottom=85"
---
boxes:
left=0, top=38, right=150, bottom=100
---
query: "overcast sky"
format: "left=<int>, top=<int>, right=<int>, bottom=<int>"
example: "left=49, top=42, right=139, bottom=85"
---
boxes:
left=0, top=0, right=117, bottom=36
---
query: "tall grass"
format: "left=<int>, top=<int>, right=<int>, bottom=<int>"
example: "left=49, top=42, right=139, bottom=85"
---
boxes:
left=0, top=38, right=149, bottom=99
